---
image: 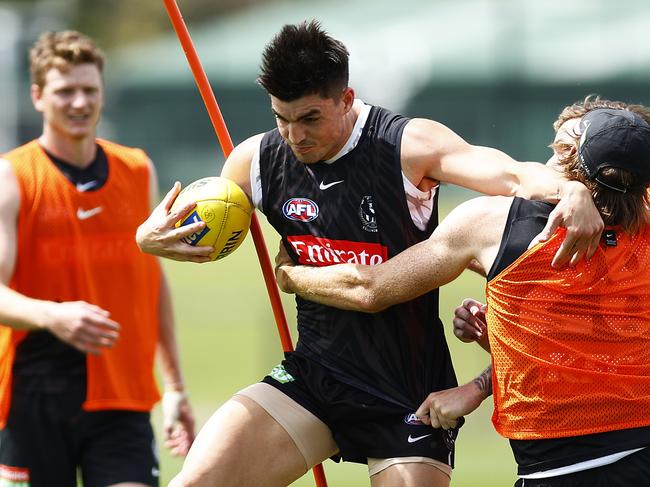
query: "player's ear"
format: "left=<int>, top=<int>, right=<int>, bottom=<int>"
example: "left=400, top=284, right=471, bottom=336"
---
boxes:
left=31, top=84, right=44, bottom=112
left=341, top=87, right=355, bottom=113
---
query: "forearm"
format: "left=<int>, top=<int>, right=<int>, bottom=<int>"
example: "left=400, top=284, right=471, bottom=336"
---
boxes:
left=471, top=365, right=493, bottom=398
left=280, top=263, right=381, bottom=312
left=279, top=216, right=474, bottom=312
left=512, top=161, right=597, bottom=207
left=0, top=284, right=51, bottom=330
left=157, top=272, right=185, bottom=391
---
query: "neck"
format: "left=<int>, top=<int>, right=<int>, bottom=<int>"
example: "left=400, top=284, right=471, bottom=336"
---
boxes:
left=325, top=100, right=362, bottom=160
left=39, top=128, right=97, bottom=168
left=345, top=99, right=363, bottom=134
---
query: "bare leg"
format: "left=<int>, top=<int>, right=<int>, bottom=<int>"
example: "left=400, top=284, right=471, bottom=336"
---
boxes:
left=370, top=463, right=451, bottom=487
left=168, top=395, right=309, bottom=487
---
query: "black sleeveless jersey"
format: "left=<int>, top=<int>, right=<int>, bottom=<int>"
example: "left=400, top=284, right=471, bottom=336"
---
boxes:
left=489, top=197, right=650, bottom=474
left=259, top=105, right=457, bottom=409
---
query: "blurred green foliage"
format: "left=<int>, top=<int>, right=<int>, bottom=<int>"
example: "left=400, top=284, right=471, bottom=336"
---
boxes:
left=14, top=0, right=269, bottom=48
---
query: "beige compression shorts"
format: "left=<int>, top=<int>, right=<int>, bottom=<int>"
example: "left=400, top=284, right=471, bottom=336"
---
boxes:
left=236, top=382, right=452, bottom=479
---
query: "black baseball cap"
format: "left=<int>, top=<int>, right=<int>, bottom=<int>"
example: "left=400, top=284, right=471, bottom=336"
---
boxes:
left=578, top=108, right=650, bottom=192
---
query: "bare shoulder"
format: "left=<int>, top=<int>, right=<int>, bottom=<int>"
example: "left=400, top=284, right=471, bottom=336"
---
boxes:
left=401, top=118, right=468, bottom=184
left=236, top=133, right=265, bottom=154
left=450, top=195, right=511, bottom=220
left=0, top=158, right=19, bottom=215
left=0, top=158, right=18, bottom=191
left=403, top=116, right=465, bottom=145
left=443, top=196, right=512, bottom=239
left=221, top=133, right=264, bottom=197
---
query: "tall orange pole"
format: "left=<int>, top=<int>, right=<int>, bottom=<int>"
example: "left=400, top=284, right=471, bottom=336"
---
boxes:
left=161, top=1, right=328, bottom=485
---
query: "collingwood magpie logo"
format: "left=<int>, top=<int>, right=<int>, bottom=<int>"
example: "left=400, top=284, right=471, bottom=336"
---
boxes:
left=359, top=196, right=377, bottom=232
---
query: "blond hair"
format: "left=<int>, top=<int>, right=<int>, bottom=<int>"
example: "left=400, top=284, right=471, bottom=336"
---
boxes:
left=30, top=30, right=105, bottom=88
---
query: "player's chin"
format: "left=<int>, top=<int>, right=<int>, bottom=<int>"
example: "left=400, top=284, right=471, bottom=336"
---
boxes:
left=291, top=147, right=321, bottom=164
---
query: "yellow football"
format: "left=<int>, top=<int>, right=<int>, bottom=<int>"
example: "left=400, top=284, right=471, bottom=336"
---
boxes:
left=172, top=177, right=253, bottom=261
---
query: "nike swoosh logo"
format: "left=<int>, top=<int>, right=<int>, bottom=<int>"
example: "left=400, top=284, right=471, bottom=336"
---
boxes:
left=407, top=433, right=432, bottom=443
left=77, top=206, right=103, bottom=220
left=319, top=180, right=344, bottom=190
left=76, top=180, right=98, bottom=192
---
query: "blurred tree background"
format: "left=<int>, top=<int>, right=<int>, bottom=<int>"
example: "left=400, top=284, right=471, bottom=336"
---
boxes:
left=8, top=0, right=262, bottom=47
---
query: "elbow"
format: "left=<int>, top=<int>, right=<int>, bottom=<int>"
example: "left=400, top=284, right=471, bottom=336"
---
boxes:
left=355, top=284, right=390, bottom=314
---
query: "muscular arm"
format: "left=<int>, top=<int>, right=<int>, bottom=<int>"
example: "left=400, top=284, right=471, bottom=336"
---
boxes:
left=276, top=196, right=509, bottom=312
left=402, top=119, right=603, bottom=266
left=0, top=159, right=119, bottom=354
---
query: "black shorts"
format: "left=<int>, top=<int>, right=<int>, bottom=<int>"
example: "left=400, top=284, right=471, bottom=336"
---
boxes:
left=0, top=386, right=159, bottom=487
left=262, top=352, right=461, bottom=467
left=514, top=447, right=650, bottom=487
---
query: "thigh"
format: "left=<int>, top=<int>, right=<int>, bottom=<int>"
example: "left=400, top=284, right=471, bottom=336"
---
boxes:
left=0, top=390, right=78, bottom=487
left=238, top=382, right=338, bottom=469
left=170, top=395, right=309, bottom=487
left=370, top=461, right=450, bottom=487
left=80, top=411, right=159, bottom=487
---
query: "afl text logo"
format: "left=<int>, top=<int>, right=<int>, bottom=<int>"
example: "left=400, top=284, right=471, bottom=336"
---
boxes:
left=283, top=198, right=319, bottom=222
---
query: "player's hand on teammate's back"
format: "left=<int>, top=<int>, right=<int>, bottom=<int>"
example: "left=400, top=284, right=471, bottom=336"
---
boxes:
left=44, top=301, right=120, bottom=355
left=162, top=390, right=196, bottom=457
left=453, top=298, right=490, bottom=352
left=274, top=240, right=295, bottom=294
left=532, top=181, right=604, bottom=268
left=136, top=182, right=214, bottom=263
left=415, top=382, right=485, bottom=430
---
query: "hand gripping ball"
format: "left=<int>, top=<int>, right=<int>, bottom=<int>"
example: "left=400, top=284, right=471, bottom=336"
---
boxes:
left=172, top=177, right=253, bottom=261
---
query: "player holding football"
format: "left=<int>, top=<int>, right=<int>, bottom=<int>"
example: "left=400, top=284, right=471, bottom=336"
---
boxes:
left=275, top=97, right=650, bottom=487
left=137, top=21, right=603, bottom=487
left=0, top=31, right=195, bottom=486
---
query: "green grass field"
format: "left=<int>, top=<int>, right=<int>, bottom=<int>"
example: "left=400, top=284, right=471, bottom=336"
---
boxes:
left=153, top=189, right=517, bottom=486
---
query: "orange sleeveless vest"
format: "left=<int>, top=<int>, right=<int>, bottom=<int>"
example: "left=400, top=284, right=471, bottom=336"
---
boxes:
left=0, top=139, right=161, bottom=428
left=486, top=228, right=650, bottom=440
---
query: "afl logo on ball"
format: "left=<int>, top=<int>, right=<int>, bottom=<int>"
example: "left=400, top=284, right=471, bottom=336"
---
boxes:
left=283, top=198, right=319, bottom=222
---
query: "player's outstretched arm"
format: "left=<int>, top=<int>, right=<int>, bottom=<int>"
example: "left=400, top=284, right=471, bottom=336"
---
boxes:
left=415, top=365, right=493, bottom=430
left=0, top=160, right=120, bottom=355
left=276, top=197, right=505, bottom=312
left=401, top=119, right=603, bottom=267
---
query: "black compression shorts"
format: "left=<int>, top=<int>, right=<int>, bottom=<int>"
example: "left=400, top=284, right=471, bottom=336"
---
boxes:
left=262, top=352, right=462, bottom=467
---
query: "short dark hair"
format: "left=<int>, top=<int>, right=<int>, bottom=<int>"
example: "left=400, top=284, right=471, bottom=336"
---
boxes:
left=551, top=96, right=650, bottom=233
left=257, top=20, right=349, bottom=101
